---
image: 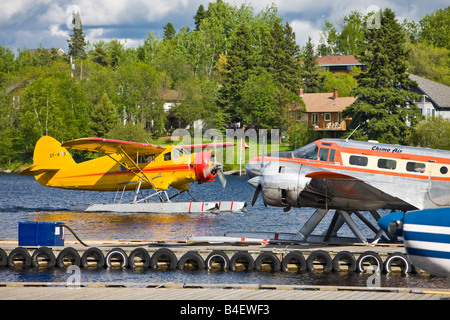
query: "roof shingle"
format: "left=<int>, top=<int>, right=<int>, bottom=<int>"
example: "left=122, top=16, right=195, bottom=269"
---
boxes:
left=409, top=74, right=450, bottom=109
left=302, top=92, right=357, bottom=112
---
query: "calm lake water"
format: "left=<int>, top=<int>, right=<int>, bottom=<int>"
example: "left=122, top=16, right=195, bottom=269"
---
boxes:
left=1, top=173, right=449, bottom=289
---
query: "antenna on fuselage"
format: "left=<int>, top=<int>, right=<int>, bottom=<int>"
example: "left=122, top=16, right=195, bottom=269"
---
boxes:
left=346, top=123, right=361, bottom=141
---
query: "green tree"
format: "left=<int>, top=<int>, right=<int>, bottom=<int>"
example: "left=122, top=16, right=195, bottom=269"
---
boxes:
left=106, top=122, right=152, bottom=143
left=67, top=11, right=86, bottom=59
left=338, top=11, right=365, bottom=55
left=419, top=7, right=450, bottom=50
left=406, top=116, right=450, bottom=150
left=173, top=76, right=223, bottom=130
left=402, top=19, right=421, bottom=44
left=238, top=71, right=279, bottom=129
left=301, top=37, right=324, bottom=93
left=19, top=72, right=88, bottom=150
left=32, top=46, right=52, bottom=67
left=0, top=45, right=15, bottom=74
left=137, top=31, right=162, bottom=66
left=0, top=91, right=18, bottom=166
left=220, top=22, right=258, bottom=118
left=322, top=68, right=360, bottom=97
left=281, top=21, right=303, bottom=93
left=261, top=20, right=302, bottom=93
left=107, top=39, right=125, bottom=68
left=318, top=12, right=365, bottom=56
left=163, top=22, right=176, bottom=41
left=344, top=8, right=422, bottom=144
left=92, top=46, right=110, bottom=67
left=194, top=4, right=208, bottom=31
left=407, top=42, right=450, bottom=86
left=318, top=20, right=339, bottom=56
left=88, top=92, right=119, bottom=137
left=115, top=62, right=165, bottom=134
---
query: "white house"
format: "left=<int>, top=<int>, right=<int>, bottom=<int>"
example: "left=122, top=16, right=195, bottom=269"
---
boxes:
left=409, top=74, right=450, bottom=119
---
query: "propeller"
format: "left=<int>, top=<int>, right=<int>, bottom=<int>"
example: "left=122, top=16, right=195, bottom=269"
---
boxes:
left=202, top=140, right=227, bottom=188
left=213, top=140, right=227, bottom=188
left=203, top=159, right=227, bottom=188
left=249, top=177, right=262, bottom=206
left=250, top=136, right=266, bottom=206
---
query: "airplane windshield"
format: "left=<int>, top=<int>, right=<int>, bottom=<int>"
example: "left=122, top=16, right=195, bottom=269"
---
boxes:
left=172, top=147, right=190, bottom=160
left=293, top=142, right=318, bottom=160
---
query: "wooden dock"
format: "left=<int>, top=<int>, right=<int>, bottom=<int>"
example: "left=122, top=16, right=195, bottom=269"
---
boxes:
left=0, top=282, right=449, bottom=300
left=2, top=238, right=449, bottom=303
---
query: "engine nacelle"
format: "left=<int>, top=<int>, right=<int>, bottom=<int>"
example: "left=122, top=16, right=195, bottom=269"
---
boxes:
left=259, top=161, right=306, bottom=208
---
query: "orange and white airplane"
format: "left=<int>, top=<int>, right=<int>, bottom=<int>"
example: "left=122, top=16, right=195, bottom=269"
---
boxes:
left=21, top=136, right=245, bottom=213
left=246, top=138, right=450, bottom=242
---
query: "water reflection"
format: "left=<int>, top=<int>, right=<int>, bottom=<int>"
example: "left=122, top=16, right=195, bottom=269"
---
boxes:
left=32, top=211, right=217, bottom=241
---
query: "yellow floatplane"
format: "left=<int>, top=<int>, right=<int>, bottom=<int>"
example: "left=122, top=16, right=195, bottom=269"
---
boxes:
left=21, top=136, right=246, bottom=213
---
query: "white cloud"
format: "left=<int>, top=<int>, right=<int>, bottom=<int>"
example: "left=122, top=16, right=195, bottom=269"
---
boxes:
left=49, top=24, right=69, bottom=38
left=0, top=0, right=47, bottom=27
left=290, top=20, right=322, bottom=47
left=86, top=28, right=105, bottom=40
left=0, top=0, right=448, bottom=54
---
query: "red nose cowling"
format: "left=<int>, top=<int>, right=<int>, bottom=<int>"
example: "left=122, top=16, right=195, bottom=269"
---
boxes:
left=194, top=152, right=216, bottom=183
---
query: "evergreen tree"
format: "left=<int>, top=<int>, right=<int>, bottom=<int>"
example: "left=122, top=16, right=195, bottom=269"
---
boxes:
left=220, top=22, right=257, bottom=119
left=67, top=12, right=86, bottom=59
left=163, top=22, right=176, bottom=41
left=89, top=92, right=119, bottom=137
left=281, top=21, right=303, bottom=93
left=301, top=37, right=324, bottom=93
left=92, top=46, right=110, bottom=67
left=260, top=18, right=284, bottom=78
left=0, top=45, right=16, bottom=74
left=344, top=8, right=422, bottom=144
left=194, top=4, right=208, bottom=31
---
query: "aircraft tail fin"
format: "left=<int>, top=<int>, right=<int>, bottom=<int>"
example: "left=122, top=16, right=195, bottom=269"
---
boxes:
left=21, top=136, right=75, bottom=176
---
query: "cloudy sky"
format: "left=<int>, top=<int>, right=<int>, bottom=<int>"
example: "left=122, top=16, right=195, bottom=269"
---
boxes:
left=1, top=0, right=448, bottom=54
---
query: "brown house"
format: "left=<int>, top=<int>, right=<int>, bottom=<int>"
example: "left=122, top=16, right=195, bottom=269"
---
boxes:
left=296, top=88, right=357, bottom=131
left=317, top=55, right=365, bottom=73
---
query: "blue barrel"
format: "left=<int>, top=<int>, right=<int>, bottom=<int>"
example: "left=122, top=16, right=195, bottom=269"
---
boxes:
left=18, top=221, right=65, bottom=247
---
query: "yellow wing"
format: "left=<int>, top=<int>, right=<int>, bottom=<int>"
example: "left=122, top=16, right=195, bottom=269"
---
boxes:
left=62, top=138, right=166, bottom=156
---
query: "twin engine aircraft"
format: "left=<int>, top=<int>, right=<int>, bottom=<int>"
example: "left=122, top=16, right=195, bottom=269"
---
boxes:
left=246, top=138, right=450, bottom=243
left=22, top=136, right=233, bottom=202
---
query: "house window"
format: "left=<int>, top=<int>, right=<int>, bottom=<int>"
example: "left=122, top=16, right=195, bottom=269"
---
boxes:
left=311, top=113, right=318, bottom=126
left=324, top=113, right=331, bottom=121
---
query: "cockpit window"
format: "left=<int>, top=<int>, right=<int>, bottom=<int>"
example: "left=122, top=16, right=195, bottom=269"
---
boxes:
left=293, top=142, right=318, bottom=160
left=319, top=148, right=329, bottom=161
left=137, top=155, right=154, bottom=164
left=172, top=147, right=190, bottom=160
